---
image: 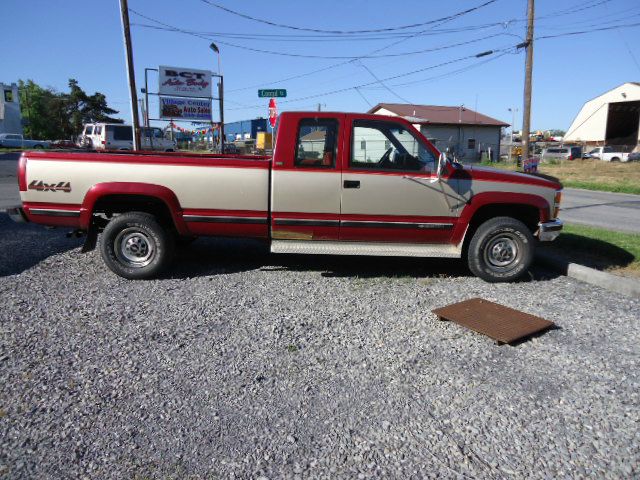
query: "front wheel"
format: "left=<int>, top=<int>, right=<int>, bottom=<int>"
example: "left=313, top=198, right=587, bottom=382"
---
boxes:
left=100, top=212, right=175, bottom=279
left=467, top=217, right=534, bottom=283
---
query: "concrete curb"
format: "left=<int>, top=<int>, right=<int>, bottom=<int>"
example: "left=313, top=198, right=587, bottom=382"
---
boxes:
left=536, top=251, right=640, bottom=298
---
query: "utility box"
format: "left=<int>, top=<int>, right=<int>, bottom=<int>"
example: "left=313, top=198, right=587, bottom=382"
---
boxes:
left=256, top=131, right=273, bottom=150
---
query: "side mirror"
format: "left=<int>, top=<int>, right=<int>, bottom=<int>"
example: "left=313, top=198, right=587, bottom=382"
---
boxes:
left=431, top=152, right=447, bottom=183
left=437, top=152, right=447, bottom=178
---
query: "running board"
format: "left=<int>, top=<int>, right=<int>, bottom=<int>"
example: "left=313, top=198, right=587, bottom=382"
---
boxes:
left=270, top=240, right=461, bottom=258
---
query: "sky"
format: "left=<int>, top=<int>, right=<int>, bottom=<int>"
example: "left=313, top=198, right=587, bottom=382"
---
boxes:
left=1, top=0, right=639, bottom=132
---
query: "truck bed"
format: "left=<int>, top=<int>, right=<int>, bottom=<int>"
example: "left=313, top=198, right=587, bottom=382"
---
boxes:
left=19, top=150, right=273, bottom=238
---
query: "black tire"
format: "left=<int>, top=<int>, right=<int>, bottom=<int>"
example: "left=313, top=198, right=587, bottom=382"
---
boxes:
left=611, top=157, right=620, bottom=162
left=467, top=216, right=534, bottom=283
left=33, top=144, right=43, bottom=149
left=99, top=212, right=175, bottom=279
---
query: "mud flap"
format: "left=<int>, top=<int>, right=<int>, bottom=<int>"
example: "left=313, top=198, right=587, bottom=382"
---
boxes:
left=81, top=223, right=98, bottom=253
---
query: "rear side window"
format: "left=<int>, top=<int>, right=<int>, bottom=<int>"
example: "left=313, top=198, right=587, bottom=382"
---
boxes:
left=295, top=118, right=338, bottom=168
left=94, top=126, right=102, bottom=135
left=111, top=126, right=133, bottom=141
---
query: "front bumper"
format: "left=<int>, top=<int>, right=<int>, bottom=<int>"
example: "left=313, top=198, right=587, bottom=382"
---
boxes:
left=537, top=219, right=563, bottom=241
left=5, top=206, right=28, bottom=223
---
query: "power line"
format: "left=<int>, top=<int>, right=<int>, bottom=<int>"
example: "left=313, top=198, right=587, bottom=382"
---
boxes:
left=357, top=60, right=413, bottom=104
left=198, top=0, right=499, bottom=34
left=536, top=21, right=640, bottom=40
left=227, top=46, right=518, bottom=111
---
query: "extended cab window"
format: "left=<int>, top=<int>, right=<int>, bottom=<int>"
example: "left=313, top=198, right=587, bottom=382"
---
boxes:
left=295, top=118, right=338, bottom=168
left=94, top=126, right=102, bottom=135
left=351, top=120, right=435, bottom=172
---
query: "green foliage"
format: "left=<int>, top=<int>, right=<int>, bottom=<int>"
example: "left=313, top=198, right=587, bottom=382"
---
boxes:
left=548, top=224, right=640, bottom=275
left=561, top=180, right=640, bottom=195
left=18, top=79, right=122, bottom=140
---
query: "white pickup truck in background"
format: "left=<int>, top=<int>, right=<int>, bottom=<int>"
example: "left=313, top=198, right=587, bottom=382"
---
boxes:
left=0, top=133, right=50, bottom=149
left=585, top=146, right=630, bottom=162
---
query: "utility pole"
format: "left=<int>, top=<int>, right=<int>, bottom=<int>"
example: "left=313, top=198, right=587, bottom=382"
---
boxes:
left=119, top=0, right=141, bottom=150
left=521, top=0, right=535, bottom=166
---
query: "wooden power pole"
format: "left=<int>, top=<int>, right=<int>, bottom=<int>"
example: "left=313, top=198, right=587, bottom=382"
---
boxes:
left=521, top=0, right=535, bottom=165
left=119, top=0, right=141, bottom=150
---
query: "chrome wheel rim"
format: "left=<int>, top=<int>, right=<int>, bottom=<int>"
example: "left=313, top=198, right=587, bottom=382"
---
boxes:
left=114, top=228, right=155, bottom=268
left=484, top=234, right=519, bottom=269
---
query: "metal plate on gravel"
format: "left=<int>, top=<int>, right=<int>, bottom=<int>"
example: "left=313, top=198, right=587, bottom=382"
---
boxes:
left=433, top=298, right=555, bottom=345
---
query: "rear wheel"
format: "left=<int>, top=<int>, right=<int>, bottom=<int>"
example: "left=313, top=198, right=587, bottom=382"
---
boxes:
left=611, top=157, right=620, bottom=162
left=467, top=216, right=534, bottom=283
left=100, top=212, right=174, bottom=279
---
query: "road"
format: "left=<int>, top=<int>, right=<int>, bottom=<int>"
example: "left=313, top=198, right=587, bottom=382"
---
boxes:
left=1, top=152, right=639, bottom=233
left=560, top=188, right=640, bottom=234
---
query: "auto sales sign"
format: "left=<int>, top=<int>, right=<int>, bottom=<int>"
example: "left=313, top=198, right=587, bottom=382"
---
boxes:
left=159, top=66, right=212, bottom=98
left=159, top=97, right=212, bottom=121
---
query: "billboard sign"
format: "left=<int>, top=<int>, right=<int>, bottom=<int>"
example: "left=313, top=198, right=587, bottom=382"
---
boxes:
left=159, top=66, right=212, bottom=98
left=159, top=97, right=212, bottom=121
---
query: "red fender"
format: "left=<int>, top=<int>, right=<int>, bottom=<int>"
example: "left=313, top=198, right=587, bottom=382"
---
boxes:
left=80, top=182, right=189, bottom=235
left=452, top=192, right=551, bottom=245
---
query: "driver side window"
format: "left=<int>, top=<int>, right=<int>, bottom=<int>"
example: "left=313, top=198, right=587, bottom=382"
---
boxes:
left=350, top=120, right=435, bottom=172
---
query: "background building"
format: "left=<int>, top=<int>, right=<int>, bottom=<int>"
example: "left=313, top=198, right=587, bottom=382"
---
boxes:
left=564, top=82, right=640, bottom=149
left=368, top=103, right=508, bottom=162
left=224, top=118, right=267, bottom=142
left=0, top=82, right=23, bottom=135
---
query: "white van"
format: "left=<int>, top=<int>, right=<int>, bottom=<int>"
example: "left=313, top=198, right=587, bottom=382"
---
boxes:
left=79, top=124, right=176, bottom=151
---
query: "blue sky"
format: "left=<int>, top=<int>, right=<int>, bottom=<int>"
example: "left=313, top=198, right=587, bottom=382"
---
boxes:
left=1, top=0, right=639, bottom=131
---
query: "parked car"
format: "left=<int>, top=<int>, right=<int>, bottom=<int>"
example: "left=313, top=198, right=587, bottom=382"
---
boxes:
left=79, top=123, right=176, bottom=151
left=50, top=139, right=77, bottom=149
left=7, top=111, right=563, bottom=283
left=628, top=151, right=640, bottom=162
left=0, top=133, right=50, bottom=149
left=541, top=146, right=582, bottom=161
left=585, top=146, right=630, bottom=162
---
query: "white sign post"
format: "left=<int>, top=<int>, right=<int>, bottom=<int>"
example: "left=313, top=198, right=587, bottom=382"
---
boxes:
left=159, top=65, right=213, bottom=98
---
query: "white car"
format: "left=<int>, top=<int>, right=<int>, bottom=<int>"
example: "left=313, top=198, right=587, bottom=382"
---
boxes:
left=79, top=124, right=176, bottom=151
left=585, top=146, right=630, bottom=162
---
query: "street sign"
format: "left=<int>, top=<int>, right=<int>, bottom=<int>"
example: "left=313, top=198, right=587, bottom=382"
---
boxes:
left=258, top=89, right=287, bottom=98
left=268, top=98, right=277, bottom=128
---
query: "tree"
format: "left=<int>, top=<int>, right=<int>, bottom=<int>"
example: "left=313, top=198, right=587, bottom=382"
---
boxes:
left=18, top=79, right=122, bottom=140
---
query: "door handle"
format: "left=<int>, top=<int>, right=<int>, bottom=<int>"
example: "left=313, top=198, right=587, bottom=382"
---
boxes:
left=344, top=180, right=360, bottom=189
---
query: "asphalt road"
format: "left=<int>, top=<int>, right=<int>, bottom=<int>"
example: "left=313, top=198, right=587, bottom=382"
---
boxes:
left=1, top=152, right=638, bottom=233
left=560, top=188, right=640, bottom=234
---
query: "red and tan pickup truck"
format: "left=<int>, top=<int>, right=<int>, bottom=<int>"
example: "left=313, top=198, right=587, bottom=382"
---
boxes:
left=7, top=111, right=563, bottom=282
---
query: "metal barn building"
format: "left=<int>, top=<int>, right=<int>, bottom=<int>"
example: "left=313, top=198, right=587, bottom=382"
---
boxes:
left=564, top=82, right=640, bottom=148
left=368, top=103, right=508, bottom=162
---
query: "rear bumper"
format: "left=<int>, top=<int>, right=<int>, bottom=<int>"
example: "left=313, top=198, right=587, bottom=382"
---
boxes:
left=537, top=219, right=563, bottom=241
left=5, top=206, right=28, bottom=223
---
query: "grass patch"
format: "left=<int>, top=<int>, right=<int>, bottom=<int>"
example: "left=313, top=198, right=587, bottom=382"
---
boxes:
left=480, top=159, right=640, bottom=194
left=544, top=223, right=640, bottom=277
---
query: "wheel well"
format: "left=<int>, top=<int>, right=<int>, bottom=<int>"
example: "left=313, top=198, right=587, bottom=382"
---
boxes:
left=91, top=194, right=176, bottom=232
left=463, top=203, right=540, bottom=250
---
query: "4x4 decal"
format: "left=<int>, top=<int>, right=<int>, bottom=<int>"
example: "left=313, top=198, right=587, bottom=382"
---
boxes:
left=28, top=180, right=72, bottom=193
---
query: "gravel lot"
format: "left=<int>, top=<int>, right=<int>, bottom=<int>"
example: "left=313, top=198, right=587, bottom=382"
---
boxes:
left=1, top=213, right=638, bottom=479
